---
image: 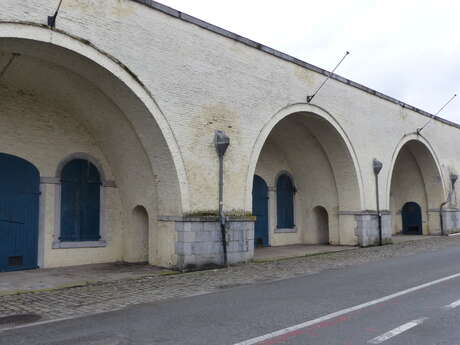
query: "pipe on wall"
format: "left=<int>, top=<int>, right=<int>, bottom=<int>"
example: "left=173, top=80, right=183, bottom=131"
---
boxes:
left=440, top=174, right=458, bottom=236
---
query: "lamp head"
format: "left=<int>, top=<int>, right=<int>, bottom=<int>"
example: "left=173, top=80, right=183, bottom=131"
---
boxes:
left=373, top=159, right=383, bottom=175
left=215, top=130, right=230, bottom=157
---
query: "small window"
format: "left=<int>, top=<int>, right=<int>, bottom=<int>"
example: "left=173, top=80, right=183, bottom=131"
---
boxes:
left=60, top=159, right=101, bottom=242
left=276, top=174, right=295, bottom=228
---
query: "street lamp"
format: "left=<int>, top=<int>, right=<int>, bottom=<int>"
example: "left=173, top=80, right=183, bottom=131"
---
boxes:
left=215, top=130, right=230, bottom=266
left=373, top=159, right=383, bottom=246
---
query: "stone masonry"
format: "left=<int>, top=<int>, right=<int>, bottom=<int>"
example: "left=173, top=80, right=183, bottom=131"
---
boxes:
left=173, top=216, right=255, bottom=269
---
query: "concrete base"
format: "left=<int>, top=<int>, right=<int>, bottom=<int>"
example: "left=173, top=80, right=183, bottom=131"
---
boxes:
left=175, top=216, right=255, bottom=269
left=355, top=212, right=392, bottom=247
left=441, top=209, right=460, bottom=235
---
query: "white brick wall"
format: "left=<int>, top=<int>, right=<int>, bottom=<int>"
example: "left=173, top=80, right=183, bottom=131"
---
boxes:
left=1, top=0, right=458, bottom=265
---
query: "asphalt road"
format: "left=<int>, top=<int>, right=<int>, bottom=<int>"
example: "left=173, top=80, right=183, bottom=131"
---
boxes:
left=3, top=245, right=460, bottom=345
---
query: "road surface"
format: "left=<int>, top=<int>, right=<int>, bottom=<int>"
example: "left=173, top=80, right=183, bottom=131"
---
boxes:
left=3, top=244, right=460, bottom=345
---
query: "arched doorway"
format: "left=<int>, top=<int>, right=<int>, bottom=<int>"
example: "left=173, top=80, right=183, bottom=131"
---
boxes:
left=0, top=153, right=39, bottom=271
left=276, top=173, right=295, bottom=229
left=388, top=139, right=444, bottom=235
left=313, top=206, right=329, bottom=244
left=250, top=108, right=362, bottom=247
left=252, top=175, right=269, bottom=247
left=0, top=30, right=186, bottom=267
left=60, top=159, right=102, bottom=242
left=402, top=202, right=422, bottom=235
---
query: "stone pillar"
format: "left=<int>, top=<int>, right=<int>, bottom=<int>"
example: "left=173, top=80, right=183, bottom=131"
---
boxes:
left=354, top=211, right=392, bottom=246
left=441, top=208, right=460, bottom=235
left=165, top=216, right=255, bottom=270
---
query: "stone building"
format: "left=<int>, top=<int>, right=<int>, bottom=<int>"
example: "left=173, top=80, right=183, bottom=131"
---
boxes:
left=0, top=0, right=459, bottom=271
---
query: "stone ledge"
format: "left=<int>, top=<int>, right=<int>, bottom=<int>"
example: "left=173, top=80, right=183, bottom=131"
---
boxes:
left=339, top=210, right=391, bottom=216
left=52, top=240, right=107, bottom=249
left=274, top=227, right=297, bottom=233
left=159, top=215, right=255, bottom=222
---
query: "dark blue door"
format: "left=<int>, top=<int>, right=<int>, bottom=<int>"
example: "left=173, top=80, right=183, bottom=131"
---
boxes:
left=0, top=153, right=40, bottom=272
left=252, top=175, right=269, bottom=247
left=402, top=202, right=422, bottom=235
left=60, top=159, right=101, bottom=242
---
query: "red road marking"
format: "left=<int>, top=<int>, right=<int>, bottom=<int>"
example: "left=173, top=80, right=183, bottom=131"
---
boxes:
left=365, top=327, right=379, bottom=333
left=258, top=315, right=351, bottom=345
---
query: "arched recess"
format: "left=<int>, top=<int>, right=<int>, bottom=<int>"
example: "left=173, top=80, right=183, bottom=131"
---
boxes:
left=313, top=206, right=329, bottom=244
left=127, top=206, right=149, bottom=263
left=387, top=136, right=445, bottom=235
left=248, top=103, right=363, bottom=246
left=0, top=23, right=187, bottom=266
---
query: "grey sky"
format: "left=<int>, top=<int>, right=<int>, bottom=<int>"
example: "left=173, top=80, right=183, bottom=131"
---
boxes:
left=159, top=0, right=460, bottom=123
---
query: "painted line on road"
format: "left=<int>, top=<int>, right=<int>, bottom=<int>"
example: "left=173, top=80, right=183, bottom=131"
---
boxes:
left=233, top=272, right=460, bottom=345
left=367, top=318, right=428, bottom=344
left=442, top=298, right=460, bottom=310
left=0, top=317, right=74, bottom=333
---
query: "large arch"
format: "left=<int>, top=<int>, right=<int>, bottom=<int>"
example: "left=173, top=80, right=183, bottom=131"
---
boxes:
left=248, top=103, right=364, bottom=246
left=386, top=135, right=446, bottom=235
left=0, top=22, right=189, bottom=213
left=0, top=23, right=187, bottom=267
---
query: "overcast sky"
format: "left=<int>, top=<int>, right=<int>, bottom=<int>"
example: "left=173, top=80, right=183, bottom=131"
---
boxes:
left=159, top=0, right=460, bottom=123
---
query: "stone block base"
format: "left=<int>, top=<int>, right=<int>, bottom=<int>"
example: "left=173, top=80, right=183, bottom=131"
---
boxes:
left=442, top=209, right=460, bottom=235
left=355, top=211, right=391, bottom=247
left=173, top=216, right=254, bottom=269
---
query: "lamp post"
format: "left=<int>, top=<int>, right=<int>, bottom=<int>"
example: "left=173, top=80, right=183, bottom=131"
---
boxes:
left=215, top=131, right=230, bottom=266
left=373, top=159, right=383, bottom=246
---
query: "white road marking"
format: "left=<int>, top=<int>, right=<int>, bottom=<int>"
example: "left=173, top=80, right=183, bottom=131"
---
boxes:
left=0, top=316, right=74, bottom=333
left=233, top=272, right=460, bottom=345
left=367, top=318, right=428, bottom=344
left=442, top=298, right=460, bottom=310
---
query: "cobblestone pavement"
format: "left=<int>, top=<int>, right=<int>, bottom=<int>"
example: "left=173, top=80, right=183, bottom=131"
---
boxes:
left=1, top=236, right=460, bottom=327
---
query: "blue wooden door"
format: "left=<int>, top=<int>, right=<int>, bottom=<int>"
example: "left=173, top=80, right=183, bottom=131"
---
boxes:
left=402, top=202, right=422, bottom=235
left=0, top=153, right=40, bottom=272
left=60, top=159, right=101, bottom=242
left=252, top=175, right=269, bottom=247
left=276, top=174, right=295, bottom=228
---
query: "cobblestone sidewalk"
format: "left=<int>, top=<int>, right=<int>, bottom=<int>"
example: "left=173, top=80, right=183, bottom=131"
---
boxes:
left=1, top=236, right=460, bottom=327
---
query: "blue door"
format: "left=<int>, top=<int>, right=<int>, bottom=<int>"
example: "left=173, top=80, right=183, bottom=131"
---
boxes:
left=0, top=153, right=40, bottom=272
left=60, top=159, right=101, bottom=242
left=252, top=175, right=269, bottom=247
left=402, top=202, right=422, bottom=235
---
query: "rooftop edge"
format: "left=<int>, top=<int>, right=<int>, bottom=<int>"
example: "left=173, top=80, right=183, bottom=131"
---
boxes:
left=132, top=0, right=460, bottom=130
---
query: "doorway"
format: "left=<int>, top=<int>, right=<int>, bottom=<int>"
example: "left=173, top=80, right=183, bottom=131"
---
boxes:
left=252, top=175, right=269, bottom=247
left=0, top=153, right=40, bottom=271
left=402, top=202, right=423, bottom=235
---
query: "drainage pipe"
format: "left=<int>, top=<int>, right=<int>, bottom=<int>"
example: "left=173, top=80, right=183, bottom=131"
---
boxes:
left=215, top=131, right=230, bottom=266
left=440, top=200, right=448, bottom=236
left=440, top=174, right=458, bottom=236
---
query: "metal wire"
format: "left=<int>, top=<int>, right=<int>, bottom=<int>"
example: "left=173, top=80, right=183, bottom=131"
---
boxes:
left=307, top=51, right=350, bottom=103
left=417, top=94, right=457, bottom=134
